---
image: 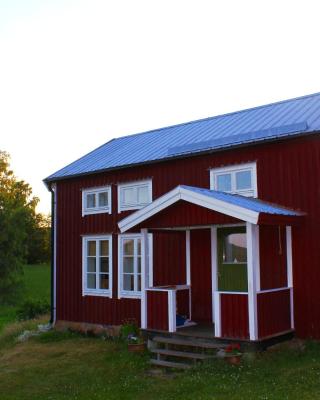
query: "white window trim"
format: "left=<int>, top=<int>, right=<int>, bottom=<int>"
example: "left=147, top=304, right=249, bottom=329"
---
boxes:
left=210, top=162, right=257, bottom=197
left=82, top=235, right=113, bottom=298
left=82, top=186, right=112, bottom=216
left=117, top=179, right=152, bottom=213
left=118, top=233, right=153, bottom=299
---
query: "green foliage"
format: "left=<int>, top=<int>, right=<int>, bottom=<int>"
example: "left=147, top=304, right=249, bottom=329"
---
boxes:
left=119, top=319, right=139, bottom=339
left=0, top=151, right=50, bottom=303
left=16, top=299, right=50, bottom=321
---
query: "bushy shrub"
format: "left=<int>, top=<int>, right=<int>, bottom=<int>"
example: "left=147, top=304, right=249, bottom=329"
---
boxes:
left=16, top=299, right=50, bottom=320
left=119, top=318, right=139, bottom=340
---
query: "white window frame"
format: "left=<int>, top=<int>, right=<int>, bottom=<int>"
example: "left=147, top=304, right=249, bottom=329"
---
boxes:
left=82, top=235, right=113, bottom=298
left=210, top=162, right=257, bottom=197
left=117, top=180, right=152, bottom=213
left=118, top=233, right=153, bottom=299
left=82, top=186, right=112, bottom=216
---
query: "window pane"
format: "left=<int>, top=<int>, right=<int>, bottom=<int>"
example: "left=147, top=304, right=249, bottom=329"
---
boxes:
left=100, top=240, right=109, bottom=256
left=100, top=257, right=109, bottom=273
left=216, top=174, right=232, bottom=192
left=137, top=274, right=141, bottom=291
left=87, top=241, right=96, bottom=256
left=86, top=193, right=96, bottom=208
left=87, top=273, right=96, bottom=289
left=123, top=257, right=134, bottom=273
left=223, top=233, right=247, bottom=263
left=137, top=257, right=141, bottom=273
left=137, top=239, right=141, bottom=256
left=98, top=191, right=108, bottom=207
left=236, top=170, right=252, bottom=190
left=122, top=187, right=136, bottom=205
left=87, top=257, right=96, bottom=272
left=99, top=274, right=109, bottom=290
left=137, top=186, right=149, bottom=204
left=123, top=274, right=134, bottom=291
left=123, top=239, right=134, bottom=255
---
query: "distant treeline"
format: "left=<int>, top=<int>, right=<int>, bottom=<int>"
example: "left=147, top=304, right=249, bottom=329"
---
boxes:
left=0, top=151, right=50, bottom=302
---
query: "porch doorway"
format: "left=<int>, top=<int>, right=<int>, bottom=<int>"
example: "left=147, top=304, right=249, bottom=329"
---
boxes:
left=190, top=229, right=213, bottom=324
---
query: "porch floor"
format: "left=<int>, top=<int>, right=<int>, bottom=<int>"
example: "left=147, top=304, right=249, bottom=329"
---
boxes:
left=175, top=324, right=215, bottom=339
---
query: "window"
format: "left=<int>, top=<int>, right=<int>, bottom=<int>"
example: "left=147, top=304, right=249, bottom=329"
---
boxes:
left=118, top=234, right=153, bottom=298
left=82, top=186, right=111, bottom=216
left=82, top=235, right=112, bottom=297
left=118, top=180, right=152, bottom=212
left=210, top=162, right=257, bottom=197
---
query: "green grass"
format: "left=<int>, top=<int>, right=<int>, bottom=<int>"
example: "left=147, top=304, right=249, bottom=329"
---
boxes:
left=0, top=263, right=50, bottom=332
left=1, top=265, right=320, bottom=399
left=0, top=326, right=320, bottom=400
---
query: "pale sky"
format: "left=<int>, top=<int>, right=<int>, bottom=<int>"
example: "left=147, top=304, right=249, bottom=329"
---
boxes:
left=1, top=0, right=320, bottom=214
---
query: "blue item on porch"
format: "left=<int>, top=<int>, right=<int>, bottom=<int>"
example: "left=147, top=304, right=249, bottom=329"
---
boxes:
left=176, top=314, right=187, bottom=327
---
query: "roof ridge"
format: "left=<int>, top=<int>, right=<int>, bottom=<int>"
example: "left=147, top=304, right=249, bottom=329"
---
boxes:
left=112, top=91, right=320, bottom=141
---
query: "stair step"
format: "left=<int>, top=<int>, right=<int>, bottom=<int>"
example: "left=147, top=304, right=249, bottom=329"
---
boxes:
left=150, top=358, right=191, bottom=369
left=153, top=336, right=224, bottom=349
left=151, top=348, right=214, bottom=360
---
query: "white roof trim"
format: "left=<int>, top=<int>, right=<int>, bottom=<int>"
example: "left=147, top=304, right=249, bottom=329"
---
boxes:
left=118, top=186, right=259, bottom=233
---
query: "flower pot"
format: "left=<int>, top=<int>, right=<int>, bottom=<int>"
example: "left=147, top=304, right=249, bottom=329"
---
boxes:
left=128, top=342, right=146, bottom=353
left=225, top=354, right=242, bottom=365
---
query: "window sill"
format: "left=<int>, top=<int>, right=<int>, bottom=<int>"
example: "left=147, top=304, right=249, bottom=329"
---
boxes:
left=82, top=208, right=111, bottom=216
left=119, top=292, right=141, bottom=299
left=82, top=290, right=112, bottom=298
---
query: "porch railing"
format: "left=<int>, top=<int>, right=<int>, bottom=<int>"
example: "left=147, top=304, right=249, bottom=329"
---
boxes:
left=146, top=285, right=191, bottom=332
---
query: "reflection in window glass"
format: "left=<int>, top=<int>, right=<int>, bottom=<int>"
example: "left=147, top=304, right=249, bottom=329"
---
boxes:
left=236, top=170, right=251, bottom=190
left=86, top=194, right=96, bottom=208
left=223, top=233, right=247, bottom=263
left=217, top=174, right=232, bottom=192
left=98, top=192, right=108, bottom=207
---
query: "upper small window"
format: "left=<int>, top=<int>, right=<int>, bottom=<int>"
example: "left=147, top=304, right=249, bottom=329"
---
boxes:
left=210, top=162, right=257, bottom=197
left=82, top=186, right=112, bottom=216
left=118, top=180, right=152, bottom=212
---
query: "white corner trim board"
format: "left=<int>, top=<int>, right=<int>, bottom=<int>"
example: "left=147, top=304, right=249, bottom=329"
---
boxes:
left=118, top=185, right=259, bottom=232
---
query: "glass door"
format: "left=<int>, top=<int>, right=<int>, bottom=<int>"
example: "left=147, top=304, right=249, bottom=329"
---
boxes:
left=217, top=226, right=248, bottom=292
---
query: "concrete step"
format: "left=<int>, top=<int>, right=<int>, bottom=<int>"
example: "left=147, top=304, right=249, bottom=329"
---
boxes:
left=152, top=336, right=224, bottom=349
left=151, top=348, right=214, bottom=360
left=150, top=358, right=191, bottom=369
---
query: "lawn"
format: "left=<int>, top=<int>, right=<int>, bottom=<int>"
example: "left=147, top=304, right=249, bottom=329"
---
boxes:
left=1, top=264, right=320, bottom=399
left=0, top=324, right=320, bottom=400
left=0, top=263, right=50, bottom=332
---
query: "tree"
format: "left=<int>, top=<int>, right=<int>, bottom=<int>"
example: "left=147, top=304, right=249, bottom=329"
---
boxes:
left=0, top=151, right=50, bottom=302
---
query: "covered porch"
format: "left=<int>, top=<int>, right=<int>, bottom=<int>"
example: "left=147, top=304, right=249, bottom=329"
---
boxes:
left=118, top=185, right=304, bottom=342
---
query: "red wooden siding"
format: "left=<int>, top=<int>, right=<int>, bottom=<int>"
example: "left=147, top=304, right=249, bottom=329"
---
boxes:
left=152, top=231, right=186, bottom=286
left=221, top=294, right=249, bottom=339
left=55, top=135, right=320, bottom=338
left=139, top=201, right=238, bottom=229
left=176, top=289, right=190, bottom=318
left=259, top=226, right=287, bottom=290
left=146, top=290, right=168, bottom=331
left=190, top=229, right=212, bottom=323
left=258, top=289, right=291, bottom=338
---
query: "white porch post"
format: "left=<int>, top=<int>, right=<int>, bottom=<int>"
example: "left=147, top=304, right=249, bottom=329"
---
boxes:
left=185, top=230, right=191, bottom=286
left=211, top=226, right=221, bottom=337
left=286, top=226, right=294, bottom=329
left=246, top=222, right=259, bottom=340
left=141, top=228, right=149, bottom=329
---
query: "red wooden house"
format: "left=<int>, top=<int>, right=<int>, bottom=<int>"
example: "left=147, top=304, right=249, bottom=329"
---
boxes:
left=44, top=93, right=320, bottom=343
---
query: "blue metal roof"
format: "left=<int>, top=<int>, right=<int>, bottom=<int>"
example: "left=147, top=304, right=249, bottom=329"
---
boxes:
left=181, top=186, right=302, bottom=216
left=45, top=92, right=320, bottom=182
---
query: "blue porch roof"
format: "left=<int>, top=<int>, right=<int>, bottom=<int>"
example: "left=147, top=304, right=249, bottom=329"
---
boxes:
left=45, top=92, right=320, bottom=182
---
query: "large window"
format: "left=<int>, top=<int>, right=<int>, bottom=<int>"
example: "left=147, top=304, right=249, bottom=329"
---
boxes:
left=82, top=186, right=111, bottom=216
left=210, top=162, right=257, bottom=197
left=82, top=235, right=112, bottom=297
left=118, top=180, right=152, bottom=212
left=118, top=234, right=152, bottom=298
